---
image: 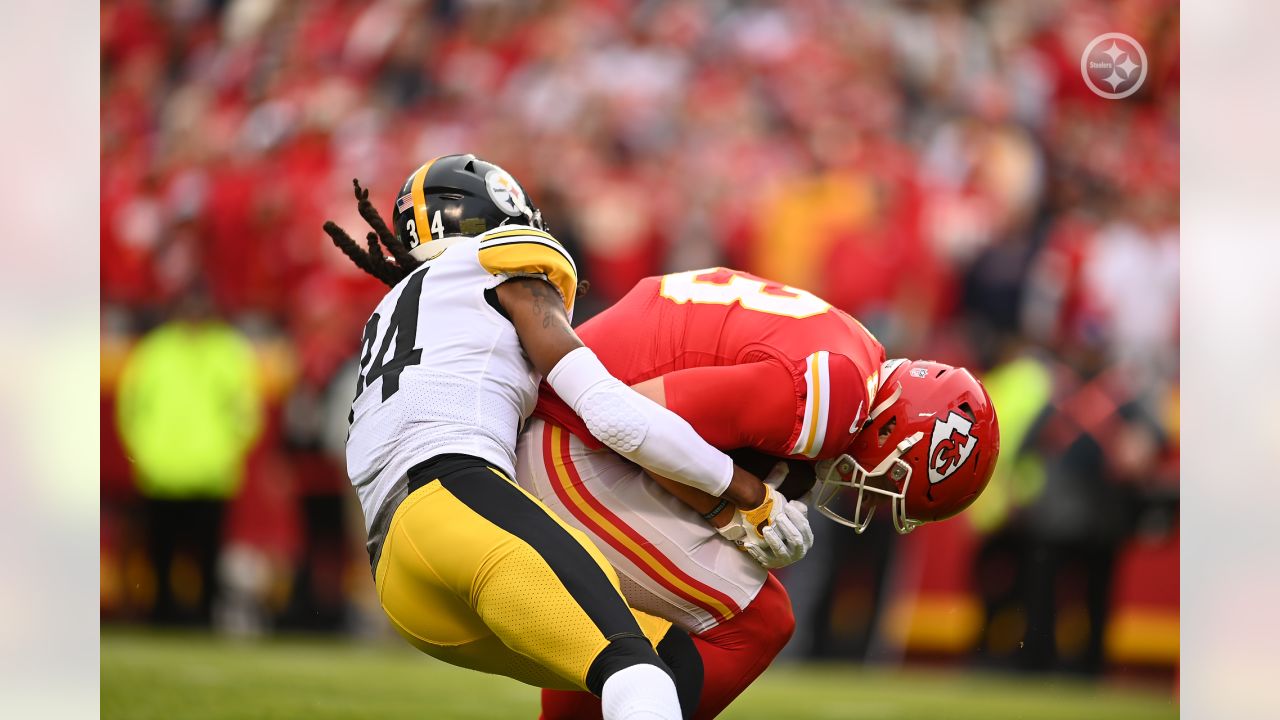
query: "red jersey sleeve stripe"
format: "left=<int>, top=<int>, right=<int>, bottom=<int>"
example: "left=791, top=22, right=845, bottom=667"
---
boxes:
left=791, top=351, right=831, bottom=458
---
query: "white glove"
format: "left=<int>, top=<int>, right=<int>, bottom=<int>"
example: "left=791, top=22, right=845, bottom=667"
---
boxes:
left=716, top=463, right=815, bottom=569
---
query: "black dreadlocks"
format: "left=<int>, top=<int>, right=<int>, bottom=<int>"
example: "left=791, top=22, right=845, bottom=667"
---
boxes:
left=322, top=179, right=421, bottom=287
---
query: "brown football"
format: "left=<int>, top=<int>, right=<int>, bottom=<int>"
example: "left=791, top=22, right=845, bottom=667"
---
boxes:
left=727, top=448, right=817, bottom=501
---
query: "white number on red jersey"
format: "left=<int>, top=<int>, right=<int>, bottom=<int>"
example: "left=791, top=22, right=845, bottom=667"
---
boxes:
left=659, top=269, right=831, bottom=319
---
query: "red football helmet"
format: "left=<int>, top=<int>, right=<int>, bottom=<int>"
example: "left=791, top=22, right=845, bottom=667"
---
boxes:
left=811, top=359, right=1000, bottom=534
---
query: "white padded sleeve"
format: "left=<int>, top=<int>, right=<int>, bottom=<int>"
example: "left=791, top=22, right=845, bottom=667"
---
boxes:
left=546, top=347, right=733, bottom=497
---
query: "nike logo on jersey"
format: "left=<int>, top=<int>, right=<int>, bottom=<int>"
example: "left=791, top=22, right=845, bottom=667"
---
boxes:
left=848, top=401, right=864, bottom=434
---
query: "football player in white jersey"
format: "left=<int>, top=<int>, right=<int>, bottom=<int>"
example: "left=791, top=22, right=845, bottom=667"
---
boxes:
left=320, top=154, right=812, bottom=720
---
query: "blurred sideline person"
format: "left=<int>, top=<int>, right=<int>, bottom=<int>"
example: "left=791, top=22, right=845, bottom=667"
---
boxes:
left=1018, top=356, right=1164, bottom=674
left=116, top=284, right=264, bottom=625
left=321, top=155, right=812, bottom=720
left=521, top=268, right=1001, bottom=719
left=967, top=341, right=1053, bottom=667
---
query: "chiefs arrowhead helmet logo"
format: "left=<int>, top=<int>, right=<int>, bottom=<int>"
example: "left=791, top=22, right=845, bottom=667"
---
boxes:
left=928, top=411, right=978, bottom=485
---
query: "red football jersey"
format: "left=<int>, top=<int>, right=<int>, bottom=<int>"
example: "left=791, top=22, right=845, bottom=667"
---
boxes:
left=535, top=267, right=886, bottom=461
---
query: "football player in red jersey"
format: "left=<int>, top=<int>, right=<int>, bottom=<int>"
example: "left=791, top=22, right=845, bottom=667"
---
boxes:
left=515, top=267, right=1000, bottom=720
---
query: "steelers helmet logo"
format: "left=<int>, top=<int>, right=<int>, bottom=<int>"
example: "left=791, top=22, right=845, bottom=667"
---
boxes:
left=485, top=168, right=530, bottom=218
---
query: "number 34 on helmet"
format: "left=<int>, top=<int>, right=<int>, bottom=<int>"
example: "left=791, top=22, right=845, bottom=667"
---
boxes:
left=392, top=154, right=546, bottom=261
left=812, top=360, right=1000, bottom=534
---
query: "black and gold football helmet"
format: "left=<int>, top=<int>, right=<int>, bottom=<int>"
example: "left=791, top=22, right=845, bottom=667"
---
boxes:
left=392, top=154, right=546, bottom=260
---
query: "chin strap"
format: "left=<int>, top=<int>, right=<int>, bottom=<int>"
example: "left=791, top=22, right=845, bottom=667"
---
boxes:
left=867, top=382, right=902, bottom=424
left=499, top=207, right=544, bottom=231
left=865, top=358, right=909, bottom=427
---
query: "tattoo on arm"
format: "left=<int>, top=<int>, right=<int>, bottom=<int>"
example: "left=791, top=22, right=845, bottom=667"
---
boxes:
left=496, top=276, right=583, bottom=376
left=524, top=277, right=562, bottom=329
left=505, top=277, right=566, bottom=324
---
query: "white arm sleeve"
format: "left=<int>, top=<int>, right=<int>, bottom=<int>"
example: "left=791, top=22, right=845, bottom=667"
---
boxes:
left=546, top=347, right=733, bottom=497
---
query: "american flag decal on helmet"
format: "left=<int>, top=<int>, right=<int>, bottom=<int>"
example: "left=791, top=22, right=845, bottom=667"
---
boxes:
left=396, top=193, right=415, bottom=213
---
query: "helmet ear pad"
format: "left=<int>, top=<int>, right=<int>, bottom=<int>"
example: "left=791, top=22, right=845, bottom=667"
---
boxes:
left=391, top=154, right=545, bottom=252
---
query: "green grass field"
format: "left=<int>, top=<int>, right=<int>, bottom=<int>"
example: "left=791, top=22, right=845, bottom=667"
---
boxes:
left=102, top=630, right=1177, bottom=719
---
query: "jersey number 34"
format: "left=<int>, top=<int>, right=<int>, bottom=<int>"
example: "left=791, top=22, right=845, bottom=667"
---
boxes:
left=354, top=268, right=428, bottom=407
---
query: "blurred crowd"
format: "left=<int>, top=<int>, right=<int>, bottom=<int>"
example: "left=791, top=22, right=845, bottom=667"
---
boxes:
left=100, top=0, right=1180, bottom=675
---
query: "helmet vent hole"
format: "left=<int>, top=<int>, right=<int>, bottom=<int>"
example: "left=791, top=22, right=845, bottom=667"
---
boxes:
left=957, top=402, right=975, bottom=422
left=936, top=368, right=948, bottom=378
left=464, top=159, right=477, bottom=173
left=877, top=417, right=897, bottom=448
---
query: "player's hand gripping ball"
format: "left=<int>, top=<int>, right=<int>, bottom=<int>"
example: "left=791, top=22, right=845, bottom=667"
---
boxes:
left=718, top=462, right=815, bottom=569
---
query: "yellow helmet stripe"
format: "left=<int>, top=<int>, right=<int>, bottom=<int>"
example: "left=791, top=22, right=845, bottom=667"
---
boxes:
left=409, top=156, right=441, bottom=241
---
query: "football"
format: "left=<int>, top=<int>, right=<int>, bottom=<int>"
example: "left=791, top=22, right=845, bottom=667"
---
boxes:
left=728, top=448, right=817, bottom=502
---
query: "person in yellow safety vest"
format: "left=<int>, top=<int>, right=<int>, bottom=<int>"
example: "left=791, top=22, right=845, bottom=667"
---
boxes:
left=969, top=346, right=1051, bottom=665
left=969, top=352, right=1053, bottom=533
left=116, top=289, right=263, bottom=625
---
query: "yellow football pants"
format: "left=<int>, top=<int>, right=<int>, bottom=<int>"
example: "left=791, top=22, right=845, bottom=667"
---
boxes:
left=374, top=455, right=672, bottom=691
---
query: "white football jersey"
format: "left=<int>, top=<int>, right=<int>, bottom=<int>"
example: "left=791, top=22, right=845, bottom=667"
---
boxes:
left=346, top=225, right=577, bottom=538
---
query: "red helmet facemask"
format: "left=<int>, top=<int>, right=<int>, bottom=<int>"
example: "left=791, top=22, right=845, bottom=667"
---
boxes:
left=811, top=359, right=1000, bottom=534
